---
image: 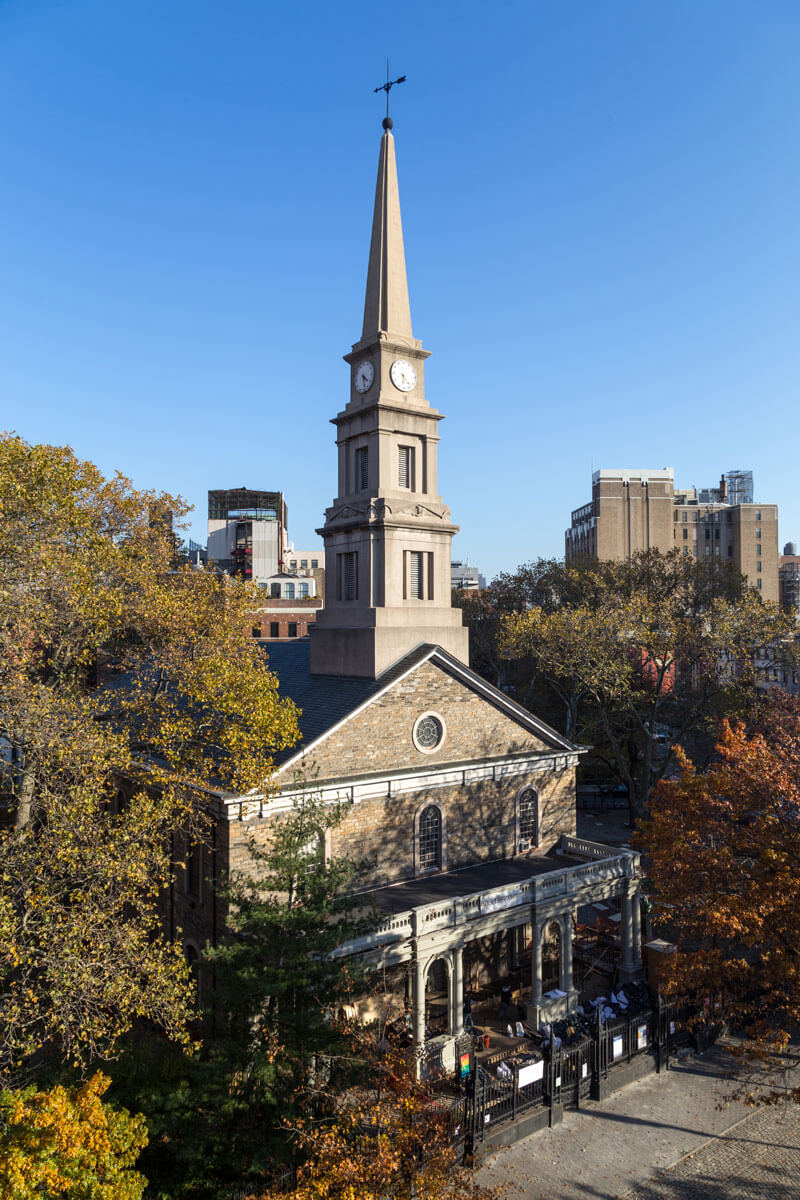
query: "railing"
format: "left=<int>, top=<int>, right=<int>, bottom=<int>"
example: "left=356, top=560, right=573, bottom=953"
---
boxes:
left=336, top=841, right=640, bottom=958
left=464, top=999, right=696, bottom=1157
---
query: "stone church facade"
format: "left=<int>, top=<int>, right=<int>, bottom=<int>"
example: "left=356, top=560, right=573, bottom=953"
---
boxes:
left=180, top=114, right=644, bottom=1074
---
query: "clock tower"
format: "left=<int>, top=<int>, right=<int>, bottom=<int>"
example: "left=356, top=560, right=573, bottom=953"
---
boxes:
left=310, top=117, right=468, bottom=678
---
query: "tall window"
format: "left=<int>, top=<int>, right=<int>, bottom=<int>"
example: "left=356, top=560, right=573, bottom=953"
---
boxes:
left=338, top=552, right=358, bottom=601
left=404, top=550, right=433, bottom=600
left=288, top=622, right=298, bottom=637
left=518, top=788, right=538, bottom=850
left=269, top=622, right=279, bottom=638
left=285, top=582, right=295, bottom=600
left=298, top=582, right=309, bottom=598
left=398, top=445, right=415, bottom=490
left=356, top=446, right=369, bottom=490
left=418, top=805, right=442, bottom=872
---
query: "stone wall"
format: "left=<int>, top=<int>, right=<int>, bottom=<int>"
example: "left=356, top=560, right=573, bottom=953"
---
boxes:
left=229, top=763, right=575, bottom=889
left=301, top=659, right=551, bottom=779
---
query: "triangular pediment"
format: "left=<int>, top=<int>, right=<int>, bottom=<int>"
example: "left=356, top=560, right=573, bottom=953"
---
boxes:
left=273, top=642, right=576, bottom=781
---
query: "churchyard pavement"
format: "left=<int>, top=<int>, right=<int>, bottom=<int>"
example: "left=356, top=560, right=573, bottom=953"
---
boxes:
left=476, top=1041, right=800, bottom=1199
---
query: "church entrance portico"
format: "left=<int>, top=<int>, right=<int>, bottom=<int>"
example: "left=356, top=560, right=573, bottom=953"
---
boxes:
left=338, top=834, right=644, bottom=1075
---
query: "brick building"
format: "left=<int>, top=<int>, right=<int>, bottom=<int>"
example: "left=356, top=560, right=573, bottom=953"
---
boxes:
left=566, top=468, right=779, bottom=602
left=179, top=115, right=643, bottom=1074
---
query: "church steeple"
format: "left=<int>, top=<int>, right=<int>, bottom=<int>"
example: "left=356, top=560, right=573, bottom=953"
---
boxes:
left=309, top=120, right=468, bottom=679
left=360, top=121, right=414, bottom=346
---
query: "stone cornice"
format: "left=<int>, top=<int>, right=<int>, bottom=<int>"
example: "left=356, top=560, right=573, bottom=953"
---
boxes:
left=223, top=747, right=581, bottom=822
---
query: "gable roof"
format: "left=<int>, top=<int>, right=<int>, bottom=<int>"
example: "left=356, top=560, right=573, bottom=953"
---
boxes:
left=263, top=640, right=576, bottom=776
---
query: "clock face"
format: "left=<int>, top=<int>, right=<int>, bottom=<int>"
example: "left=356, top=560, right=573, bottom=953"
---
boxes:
left=354, top=360, right=374, bottom=394
left=390, top=359, right=417, bottom=392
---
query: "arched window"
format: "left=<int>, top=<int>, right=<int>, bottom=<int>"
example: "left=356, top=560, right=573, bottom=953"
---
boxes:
left=298, top=582, right=309, bottom=598
left=284, top=582, right=295, bottom=600
left=418, top=805, right=442, bottom=872
left=517, top=787, right=539, bottom=851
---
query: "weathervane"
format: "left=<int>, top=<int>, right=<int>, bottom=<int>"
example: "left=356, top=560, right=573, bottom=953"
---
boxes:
left=373, top=59, right=406, bottom=128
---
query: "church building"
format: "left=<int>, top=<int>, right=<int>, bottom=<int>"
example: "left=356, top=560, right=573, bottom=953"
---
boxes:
left=184, top=115, right=644, bottom=1075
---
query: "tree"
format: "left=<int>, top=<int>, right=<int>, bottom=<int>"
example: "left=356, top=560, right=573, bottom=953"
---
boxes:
left=0, top=433, right=300, bottom=1075
left=114, top=788, right=374, bottom=1199
left=639, top=692, right=800, bottom=1101
left=499, top=550, right=793, bottom=820
left=0, top=1071, right=147, bottom=1199
left=252, top=1043, right=497, bottom=1200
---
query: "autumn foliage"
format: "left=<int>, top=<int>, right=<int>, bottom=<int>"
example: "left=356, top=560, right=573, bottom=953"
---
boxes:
left=0, top=434, right=299, bottom=1074
left=253, top=1046, right=497, bottom=1200
left=641, top=691, right=800, bottom=1096
left=0, top=1071, right=147, bottom=1199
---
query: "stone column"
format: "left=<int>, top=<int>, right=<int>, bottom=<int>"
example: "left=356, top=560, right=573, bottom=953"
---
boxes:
left=560, top=914, right=574, bottom=994
left=630, top=888, right=643, bottom=969
left=451, top=946, right=464, bottom=1037
left=531, top=921, right=543, bottom=1005
left=412, top=956, right=426, bottom=1052
left=620, top=892, right=636, bottom=977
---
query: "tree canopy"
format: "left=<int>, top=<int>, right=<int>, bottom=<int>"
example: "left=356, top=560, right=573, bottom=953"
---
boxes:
left=114, top=788, right=374, bottom=1200
left=253, top=1043, right=497, bottom=1200
left=0, top=1072, right=147, bottom=1200
left=0, top=433, right=300, bottom=1075
left=496, top=551, right=794, bottom=818
left=640, top=692, right=800, bottom=1100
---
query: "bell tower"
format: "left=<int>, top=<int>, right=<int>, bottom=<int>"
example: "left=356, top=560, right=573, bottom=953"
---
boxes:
left=309, top=117, right=468, bottom=678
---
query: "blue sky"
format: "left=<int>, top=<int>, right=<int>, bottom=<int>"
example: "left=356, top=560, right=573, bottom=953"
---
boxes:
left=2, top=0, right=798, bottom=580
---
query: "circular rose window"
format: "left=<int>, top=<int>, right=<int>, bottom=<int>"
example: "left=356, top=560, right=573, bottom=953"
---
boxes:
left=413, top=712, right=446, bottom=753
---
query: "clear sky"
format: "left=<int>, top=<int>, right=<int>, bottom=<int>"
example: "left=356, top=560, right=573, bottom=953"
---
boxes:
left=2, top=1, right=799, bottom=580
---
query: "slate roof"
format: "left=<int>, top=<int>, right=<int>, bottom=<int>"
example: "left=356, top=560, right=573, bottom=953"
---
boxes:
left=261, top=639, right=575, bottom=775
left=262, top=641, right=432, bottom=768
left=364, top=848, right=583, bottom=915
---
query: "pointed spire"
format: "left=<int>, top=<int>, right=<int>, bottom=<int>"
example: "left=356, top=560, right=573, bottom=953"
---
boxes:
left=361, top=121, right=414, bottom=343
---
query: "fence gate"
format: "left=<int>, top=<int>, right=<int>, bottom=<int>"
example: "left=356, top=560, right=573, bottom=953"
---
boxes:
left=557, top=1038, right=593, bottom=1108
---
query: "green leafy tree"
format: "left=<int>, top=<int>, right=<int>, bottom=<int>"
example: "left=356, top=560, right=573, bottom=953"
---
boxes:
left=499, top=551, right=794, bottom=819
left=0, top=433, right=300, bottom=1075
left=116, top=789, right=373, bottom=1199
left=0, top=1071, right=147, bottom=1199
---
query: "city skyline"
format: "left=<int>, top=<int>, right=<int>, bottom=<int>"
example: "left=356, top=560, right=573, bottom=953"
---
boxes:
left=2, top=1, right=799, bottom=581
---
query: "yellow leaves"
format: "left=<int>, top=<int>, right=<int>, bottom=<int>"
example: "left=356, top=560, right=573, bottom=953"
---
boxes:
left=0, top=1072, right=148, bottom=1199
left=0, top=433, right=300, bottom=1073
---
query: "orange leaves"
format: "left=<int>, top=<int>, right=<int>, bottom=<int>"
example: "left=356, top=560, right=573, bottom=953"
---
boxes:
left=0, top=1072, right=148, bottom=1199
left=252, top=1046, right=498, bottom=1200
left=639, top=693, right=800, bottom=1064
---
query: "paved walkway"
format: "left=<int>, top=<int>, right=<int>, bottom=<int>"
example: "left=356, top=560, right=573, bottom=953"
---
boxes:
left=623, top=1101, right=800, bottom=1199
left=476, top=1043, right=800, bottom=1199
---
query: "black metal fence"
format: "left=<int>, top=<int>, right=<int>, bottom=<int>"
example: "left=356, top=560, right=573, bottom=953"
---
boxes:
left=464, top=998, right=692, bottom=1156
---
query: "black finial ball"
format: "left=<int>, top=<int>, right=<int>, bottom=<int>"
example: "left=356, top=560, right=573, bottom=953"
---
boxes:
left=382, top=116, right=393, bottom=130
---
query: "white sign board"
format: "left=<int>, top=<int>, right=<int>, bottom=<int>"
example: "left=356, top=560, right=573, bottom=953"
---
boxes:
left=613, top=1035, right=624, bottom=1059
left=517, top=1059, right=544, bottom=1088
left=481, top=885, right=526, bottom=914
left=637, top=1024, right=647, bottom=1051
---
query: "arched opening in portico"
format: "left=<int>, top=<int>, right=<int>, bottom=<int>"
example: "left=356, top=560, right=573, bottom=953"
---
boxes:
left=424, top=956, right=451, bottom=1036
left=542, top=921, right=562, bottom=993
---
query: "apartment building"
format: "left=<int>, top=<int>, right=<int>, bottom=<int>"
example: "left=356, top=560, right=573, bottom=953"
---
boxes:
left=566, top=468, right=779, bottom=602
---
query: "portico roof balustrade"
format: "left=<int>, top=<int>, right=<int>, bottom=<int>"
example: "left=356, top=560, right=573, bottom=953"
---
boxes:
left=335, top=835, right=641, bottom=963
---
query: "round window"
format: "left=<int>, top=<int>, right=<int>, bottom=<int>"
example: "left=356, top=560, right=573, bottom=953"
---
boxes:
left=413, top=711, right=446, bottom=753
